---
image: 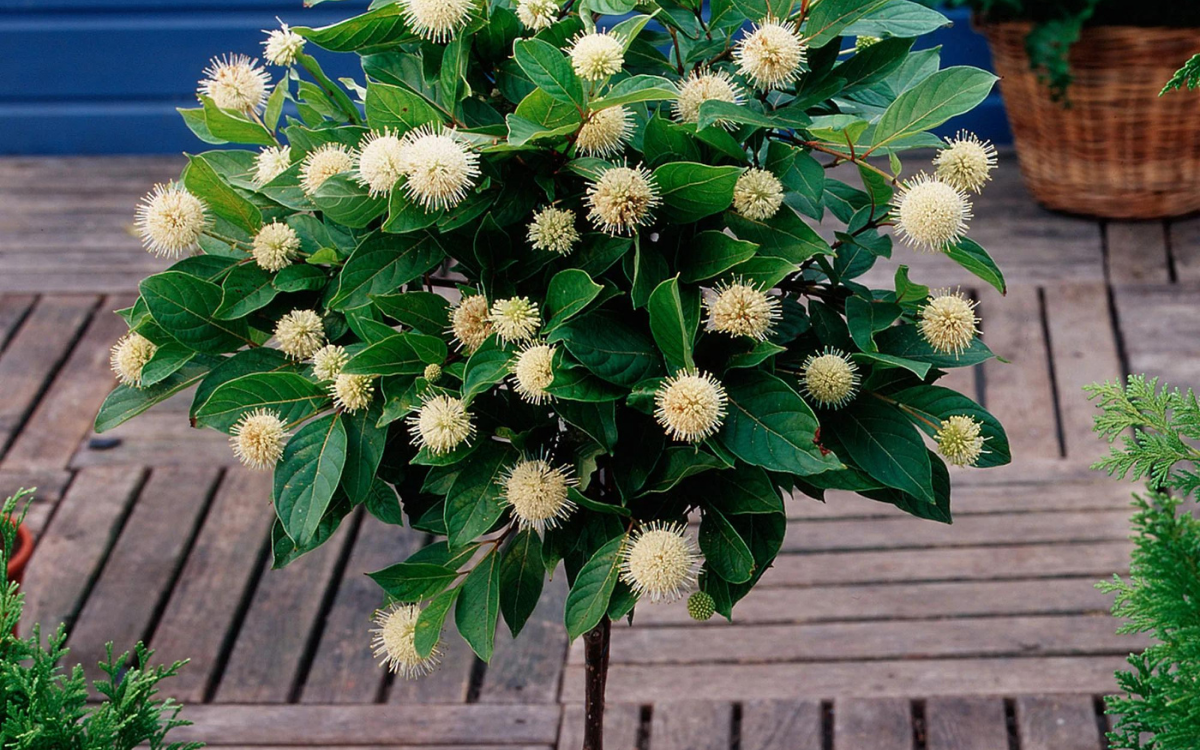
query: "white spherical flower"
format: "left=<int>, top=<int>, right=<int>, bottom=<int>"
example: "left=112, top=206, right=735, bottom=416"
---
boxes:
left=527, top=206, right=580, bottom=255
left=918, top=289, right=979, bottom=356
left=501, top=458, right=577, bottom=534
left=331, top=373, right=375, bottom=413
left=488, top=297, right=541, bottom=345
left=408, top=393, right=475, bottom=455
left=732, top=168, right=785, bottom=221
left=134, top=183, right=208, bottom=258
left=517, top=0, right=558, bottom=29
left=655, top=370, right=727, bottom=443
left=576, top=106, right=633, bottom=158
left=936, top=414, right=987, bottom=468
left=254, top=145, right=292, bottom=186
left=199, top=54, right=270, bottom=112
left=355, top=130, right=408, bottom=198
left=230, top=408, right=290, bottom=470
left=705, top=278, right=780, bottom=340
left=371, top=603, right=440, bottom=679
left=400, top=0, right=474, bottom=42
left=450, top=294, right=493, bottom=353
left=251, top=221, right=301, bottom=272
left=312, top=344, right=349, bottom=381
left=620, top=521, right=700, bottom=604
left=398, top=125, right=481, bottom=211
left=934, top=130, right=998, bottom=194
left=274, top=309, right=325, bottom=360
left=735, top=18, right=806, bottom=91
left=510, top=342, right=556, bottom=404
left=674, top=69, right=742, bottom=126
left=300, top=143, right=354, bottom=196
left=262, top=23, right=306, bottom=66
left=586, top=164, right=660, bottom=236
left=800, top=348, right=860, bottom=409
left=110, top=332, right=157, bottom=388
left=570, top=32, right=625, bottom=81
left=893, top=173, right=972, bottom=253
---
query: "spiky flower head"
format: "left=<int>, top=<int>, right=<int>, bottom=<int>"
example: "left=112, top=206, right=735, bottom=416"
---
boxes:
left=251, top=220, right=301, bottom=272
left=893, top=173, right=972, bottom=253
left=732, top=168, right=785, bottom=221
left=586, top=164, right=660, bottom=236
left=800, top=348, right=860, bottom=409
left=569, top=32, right=625, bottom=81
left=355, top=130, right=408, bottom=198
left=450, top=294, right=493, bottom=353
left=855, top=35, right=882, bottom=52
left=408, top=394, right=475, bottom=455
left=488, top=297, right=541, bottom=345
left=110, top=332, right=157, bottom=388
left=576, top=106, right=634, bottom=158
left=400, top=0, right=474, bottom=42
left=254, top=145, right=292, bottom=186
left=312, top=344, right=349, bottom=381
left=936, top=414, right=987, bottom=467
left=134, top=183, right=208, bottom=258
left=199, top=54, right=270, bottom=112
left=655, top=370, right=727, bottom=443
left=511, top=342, right=556, bottom=404
left=371, top=603, right=440, bottom=679
left=300, top=143, right=354, bottom=196
left=674, top=69, right=742, bottom=126
left=934, top=130, right=998, bottom=194
left=687, top=591, right=716, bottom=621
left=500, top=457, right=577, bottom=534
left=398, top=125, right=481, bottom=211
left=424, top=363, right=443, bottom=383
left=527, top=206, right=580, bottom=255
left=262, top=23, right=306, bottom=66
left=735, top=18, right=806, bottom=90
left=274, top=309, right=325, bottom=360
left=517, top=0, right=558, bottom=30
left=621, top=521, right=701, bottom=604
left=918, top=289, right=979, bottom=356
left=705, top=278, right=780, bottom=341
left=230, top=408, right=290, bottom=470
left=331, top=373, right=375, bottom=413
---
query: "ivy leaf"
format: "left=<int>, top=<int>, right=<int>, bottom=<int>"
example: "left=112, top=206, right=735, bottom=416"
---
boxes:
left=274, top=413, right=349, bottom=548
left=564, top=535, right=625, bottom=640
left=499, top=529, right=546, bottom=638
left=718, top=370, right=840, bottom=476
left=456, top=548, right=503, bottom=661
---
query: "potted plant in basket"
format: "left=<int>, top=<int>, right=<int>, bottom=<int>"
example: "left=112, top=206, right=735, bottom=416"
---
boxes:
left=96, top=0, right=1014, bottom=746
left=934, top=0, right=1200, bottom=219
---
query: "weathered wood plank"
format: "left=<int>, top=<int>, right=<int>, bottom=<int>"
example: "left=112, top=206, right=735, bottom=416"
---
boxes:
left=1107, top=221, right=1170, bottom=285
left=0, top=294, right=34, bottom=351
left=18, top=465, right=143, bottom=636
left=557, top=703, right=642, bottom=750
left=213, top=518, right=356, bottom=703
left=1016, top=695, right=1103, bottom=750
left=150, top=469, right=276, bottom=703
left=740, top=699, right=822, bottom=750
left=1167, top=216, right=1200, bottom=283
left=650, top=702, right=731, bottom=750
left=478, top=573, right=569, bottom=704
left=925, top=697, right=1011, bottom=750
left=71, top=400, right=232, bottom=469
left=1113, top=285, right=1200, bottom=386
left=833, top=698, right=911, bottom=750
left=169, top=704, right=562, bottom=746
left=562, top=657, right=1125, bottom=702
left=3, top=295, right=133, bottom=472
left=66, top=465, right=219, bottom=688
left=301, top=516, right=424, bottom=704
left=388, top=638, right=478, bottom=704
left=0, top=468, right=71, bottom=534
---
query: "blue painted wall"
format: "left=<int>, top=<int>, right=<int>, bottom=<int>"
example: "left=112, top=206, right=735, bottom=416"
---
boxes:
left=0, top=2, right=1008, bottom=154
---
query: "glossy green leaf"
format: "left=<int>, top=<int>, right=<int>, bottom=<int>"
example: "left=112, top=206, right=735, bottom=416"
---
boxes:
left=343, top=332, right=447, bottom=377
left=331, top=233, right=444, bottom=310
left=499, top=529, right=546, bottom=637
left=414, top=587, right=460, bottom=658
left=369, top=562, right=459, bottom=601
left=718, top=370, right=840, bottom=476
left=564, top=535, right=625, bottom=640
left=140, top=271, right=249, bottom=354
left=699, top=506, right=755, bottom=584
left=456, top=548, right=502, bottom=660
left=872, top=66, right=998, bottom=150
left=195, top=372, right=329, bottom=432
left=274, top=414, right=348, bottom=548
left=652, top=162, right=742, bottom=223
left=832, top=398, right=935, bottom=504
left=647, top=276, right=695, bottom=371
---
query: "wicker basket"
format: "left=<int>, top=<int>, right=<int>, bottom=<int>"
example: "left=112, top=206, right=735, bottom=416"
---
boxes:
left=981, top=21, right=1200, bottom=219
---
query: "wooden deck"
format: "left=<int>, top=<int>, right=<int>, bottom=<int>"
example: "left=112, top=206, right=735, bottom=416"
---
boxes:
left=2, top=154, right=1192, bottom=747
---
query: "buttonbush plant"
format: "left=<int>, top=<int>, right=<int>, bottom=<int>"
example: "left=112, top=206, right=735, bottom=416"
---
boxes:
left=97, top=0, right=1012, bottom=741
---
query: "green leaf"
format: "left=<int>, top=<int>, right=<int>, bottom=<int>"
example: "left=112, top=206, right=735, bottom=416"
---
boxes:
left=718, top=370, right=840, bottom=476
left=372, top=291, right=450, bottom=334
left=365, top=82, right=443, bottom=132
left=456, top=548, right=503, bottom=661
left=343, top=333, right=448, bottom=377
left=727, top=209, right=832, bottom=264
left=513, top=39, right=586, bottom=110
left=341, top=403, right=386, bottom=504
left=190, top=348, right=292, bottom=418
left=699, top=466, right=783, bottom=515
left=274, top=264, right=327, bottom=292
left=678, top=231, right=758, bottom=283
left=564, top=535, right=625, bottom=640
left=876, top=324, right=995, bottom=368
left=946, top=238, right=1006, bottom=295
left=544, top=269, right=604, bottom=331
left=556, top=400, right=618, bottom=451
left=95, top=358, right=212, bottom=433
left=892, top=385, right=1011, bottom=468
left=215, top=264, right=278, bottom=320
left=499, top=529, right=546, bottom=638
left=138, top=342, right=195, bottom=387
left=592, top=76, right=679, bottom=110
left=805, top=0, right=891, bottom=47
left=444, top=443, right=512, bottom=548
left=647, top=276, right=695, bottom=371
left=844, top=0, right=951, bottom=38
left=140, top=271, right=249, bottom=354
left=369, top=562, right=459, bottom=601
left=852, top=351, right=931, bottom=380
left=331, top=233, right=444, bottom=310
left=199, top=96, right=275, bottom=146
left=549, top=313, right=664, bottom=387
left=182, top=154, right=261, bottom=234
left=295, top=4, right=416, bottom=51
left=544, top=360, right=625, bottom=402
left=274, top=414, right=349, bottom=548
left=311, top=174, right=388, bottom=229
left=461, top=336, right=512, bottom=402
left=194, top=372, right=328, bottom=433
left=652, top=162, right=742, bottom=223
left=696, top=100, right=811, bottom=131
left=832, top=398, right=935, bottom=504
left=414, top=586, right=460, bottom=658
left=872, top=66, right=998, bottom=150
left=699, top=506, right=755, bottom=584
left=845, top=296, right=901, bottom=353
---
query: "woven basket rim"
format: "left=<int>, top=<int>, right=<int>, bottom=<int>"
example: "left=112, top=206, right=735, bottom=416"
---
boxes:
left=975, top=18, right=1200, bottom=36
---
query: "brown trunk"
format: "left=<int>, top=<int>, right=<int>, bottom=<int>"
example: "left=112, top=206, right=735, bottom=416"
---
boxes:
left=581, top=616, right=612, bottom=750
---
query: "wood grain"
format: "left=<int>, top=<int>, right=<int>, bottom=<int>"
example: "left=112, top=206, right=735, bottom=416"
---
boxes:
left=740, top=699, right=822, bottom=750
left=1107, top=221, right=1170, bottom=285
left=834, top=698, right=912, bottom=750
left=649, top=702, right=732, bottom=750
left=1016, top=695, right=1103, bottom=750
left=925, top=697, right=1010, bottom=750
left=557, top=703, right=642, bottom=750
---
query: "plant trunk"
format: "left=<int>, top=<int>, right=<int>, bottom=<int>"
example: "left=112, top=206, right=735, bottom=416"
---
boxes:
left=581, top=616, right=611, bottom=750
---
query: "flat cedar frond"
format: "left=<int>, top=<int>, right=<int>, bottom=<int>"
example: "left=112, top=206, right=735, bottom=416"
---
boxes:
left=1163, top=54, right=1200, bottom=95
